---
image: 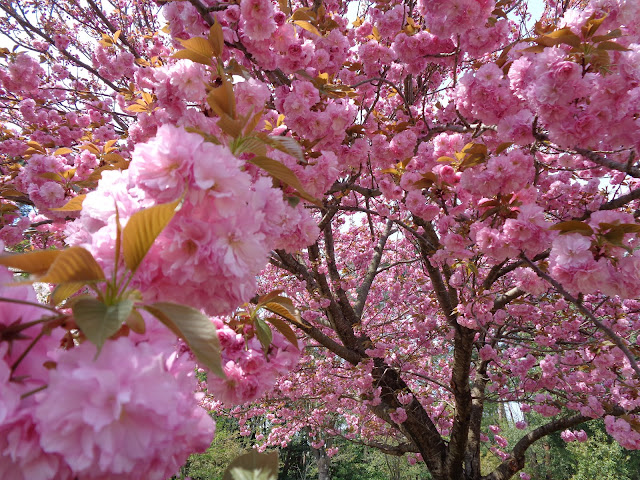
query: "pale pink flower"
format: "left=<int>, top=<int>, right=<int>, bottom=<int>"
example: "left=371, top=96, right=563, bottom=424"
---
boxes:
left=390, top=407, right=408, bottom=424
left=35, top=338, right=215, bottom=480
left=551, top=233, right=593, bottom=267
left=0, top=411, right=72, bottom=480
left=240, top=0, right=276, bottom=41
left=129, top=124, right=202, bottom=202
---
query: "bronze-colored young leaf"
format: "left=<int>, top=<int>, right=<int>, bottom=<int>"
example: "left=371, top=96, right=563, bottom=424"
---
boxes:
left=278, top=0, right=291, bottom=15
left=437, top=156, right=455, bottom=163
left=174, top=37, right=214, bottom=65
left=247, top=155, right=321, bottom=206
left=549, top=220, right=594, bottom=236
left=122, top=199, right=180, bottom=272
left=293, top=20, right=321, bottom=36
left=265, top=316, right=299, bottom=349
left=584, top=15, right=607, bottom=38
left=51, top=282, right=85, bottom=306
left=209, top=22, right=224, bottom=57
left=522, top=45, right=546, bottom=54
left=264, top=298, right=302, bottom=326
left=539, top=28, right=581, bottom=48
left=73, top=298, right=133, bottom=353
left=222, top=451, right=279, bottom=480
left=208, top=77, right=236, bottom=119
left=80, top=143, right=101, bottom=156
left=617, top=223, right=640, bottom=233
left=244, top=110, right=265, bottom=136
left=257, top=289, right=285, bottom=305
left=495, top=142, right=513, bottom=155
left=103, top=153, right=129, bottom=169
left=0, top=249, right=62, bottom=276
left=270, top=295, right=297, bottom=312
left=38, top=247, right=106, bottom=284
left=51, top=194, right=86, bottom=212
left=217, top=115, right=245, bottom=139
left=290, top=7, right=315, bottom=22
left=39, top=172, right=63, bottom=182
left=462, top=143, right=488, bottom=155
left=125, top=308, right=146, bottom=334
left=144, top=302, right=224, bottom=378
left=171, top=49, right=208, bottom=66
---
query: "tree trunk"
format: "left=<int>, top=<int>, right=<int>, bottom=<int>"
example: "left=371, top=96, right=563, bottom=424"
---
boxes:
left=311, top=445, right=331, bottom=480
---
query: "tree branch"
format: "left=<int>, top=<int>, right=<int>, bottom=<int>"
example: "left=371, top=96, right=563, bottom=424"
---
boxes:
left=482, top=413, right=592, bottom=480
left=353, top=219, right=393, bottom=321
left=521, top=254, right=640, bottom=379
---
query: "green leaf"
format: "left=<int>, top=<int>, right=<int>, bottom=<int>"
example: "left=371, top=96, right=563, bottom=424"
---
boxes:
left=592, top=29, right=622, bottom=42
left=254, top=317, right=273, bottom=352
left=144, top=302, right=224, bottom=378
left=596, top=41, right=630, bottom=51
left=38, top=247, right=105, bottom=284
left=234, top=136, right=267, bottom=156
left=603, top=228, right=625, bottom=247
left=73, top=298, right=133, bottom=353
left=222, top=451, right=279, bottom=480
left=261, top=135, right=305, bottom=163
left=247, top=155, right=321, bottom=206
left=184, top=127, right=222, bottom=145
left=122, top=199, right=180, bottom=272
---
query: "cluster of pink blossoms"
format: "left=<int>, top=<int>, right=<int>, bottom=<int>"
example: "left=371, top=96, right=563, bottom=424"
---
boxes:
left=549, top=211, right=640, bottom=297
left=66, top=124, right=318, bottom=315
left=206, top=318, right=300, bottom=406
left=417, top=0, right=495, bottom=37
left=561, top=429, right=588, bottom=443
left=0, top=266, right=214, bottom=480
left=605, top=415, right=640, bottom=449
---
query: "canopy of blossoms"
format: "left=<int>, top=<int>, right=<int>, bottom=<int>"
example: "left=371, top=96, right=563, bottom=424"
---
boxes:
left=0, top=1, right=639, bottom=480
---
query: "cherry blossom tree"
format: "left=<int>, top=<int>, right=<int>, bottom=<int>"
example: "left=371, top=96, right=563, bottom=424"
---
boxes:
left=1, top=0, right=640, bottom=479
